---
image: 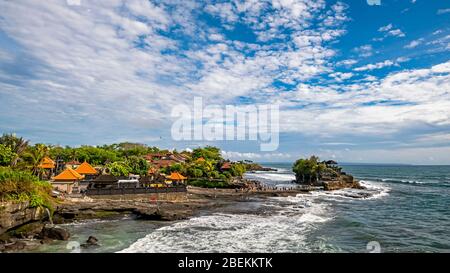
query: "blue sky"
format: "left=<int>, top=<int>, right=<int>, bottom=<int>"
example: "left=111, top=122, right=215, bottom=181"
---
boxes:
left=0, top=0, right=449, bottom=164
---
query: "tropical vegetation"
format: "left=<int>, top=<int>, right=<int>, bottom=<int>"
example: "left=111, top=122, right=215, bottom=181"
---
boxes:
left=0, top=133, right=252, bottom=192
left=292, top=156, right=340, bottom=185
left=0, top=166, right=54, bottom=211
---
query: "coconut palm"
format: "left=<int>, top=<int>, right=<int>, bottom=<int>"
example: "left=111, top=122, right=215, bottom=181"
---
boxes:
left=0, top=133, right=29, bottom=167
left=24, top=144, right=49, bottom=178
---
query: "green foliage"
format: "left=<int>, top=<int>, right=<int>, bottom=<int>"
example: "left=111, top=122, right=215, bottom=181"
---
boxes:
left=292, top=156, right=327, bottom=184
left=230, top=163, right=246, bottom=177
left=49, top=142, right=160, bottom=166
left=187, top=179, right=231, bottom=188
left=0, top=167, right=54, bottom=210
left=0, top=133, right=29, bottom=167
left=188, top=168, right=203, bottom=178
left=0, top=144, right=16, bottom=166
left=23, top=144, right=50, bottom=175
left=125, top=156, right=149, bottom=176
left=192, top=146, right=222, bottom=161
left=106, top=161, right=131, bottom=177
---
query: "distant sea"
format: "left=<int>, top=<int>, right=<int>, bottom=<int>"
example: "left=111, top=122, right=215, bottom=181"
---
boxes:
left=32, top=164, right=450, bottom=253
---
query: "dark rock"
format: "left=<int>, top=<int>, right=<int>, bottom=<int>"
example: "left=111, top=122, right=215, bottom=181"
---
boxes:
left=4, top=241, right=26, bottom=252
left=0, top=202, right=47, bottom=235
left=0, top=233, right=11, bottom=243
left=9, top=222, right=44, bottom=239
left=81, top=236, right=99, bottom=248
left=40, top=227, right=70, bottom=241
left=86, top=236, right=98, bottom=245
left=323, top=176, right=363, bottom=191
left=40, top=238, right=53, bottom=244
left=51, top=214, right=67, bottom=225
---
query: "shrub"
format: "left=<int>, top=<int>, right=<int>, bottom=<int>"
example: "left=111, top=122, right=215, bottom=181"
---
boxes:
left=187, top=179, right=231, bottom=188
left=0, top=167, right=54, bottom=210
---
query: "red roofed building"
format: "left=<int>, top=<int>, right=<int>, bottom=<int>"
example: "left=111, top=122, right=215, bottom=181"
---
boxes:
left=221, top=162, right=232, bottom=171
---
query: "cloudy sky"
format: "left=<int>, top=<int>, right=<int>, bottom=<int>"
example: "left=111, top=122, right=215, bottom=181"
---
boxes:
left=0, top=0, right=449, bottom=164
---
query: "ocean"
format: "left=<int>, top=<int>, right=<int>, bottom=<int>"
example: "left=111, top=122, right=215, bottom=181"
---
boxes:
left=32, top=164, right=450, bottom=253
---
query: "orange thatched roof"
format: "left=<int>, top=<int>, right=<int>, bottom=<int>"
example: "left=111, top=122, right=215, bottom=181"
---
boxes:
left=167, top=172, right=187, bottom=180
left=148, top=167, right=157, bottom=175
left=196, top=157, right=205, bottom=162
left=75, top=161, right=97, bottom=175
left=53, top=168, right=84, bottom=181
left=39, top=157, right=55, bottom=169
left=221, top=162, right=232, bottom=169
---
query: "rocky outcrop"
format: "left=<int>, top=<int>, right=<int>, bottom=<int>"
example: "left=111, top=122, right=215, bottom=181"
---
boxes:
left=8, top=222, right=44, bottom=239
left=53, top=199, right=195, bottom=222
left=245, top=164, right=277, bottom=172
left=81, top=236, right=99, bottom=248
left=323, top=174, right=364, bottom=191
left=0, top=202, right=47, bottom=235
left=39, top=227, right=70, bottom=241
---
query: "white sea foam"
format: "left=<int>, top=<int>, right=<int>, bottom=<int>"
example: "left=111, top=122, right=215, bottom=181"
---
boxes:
left=359, top=180, right=391, bottom=200
left=119, top=196, right=332, bottom=253
left=120, top=171, right=391, bottom=253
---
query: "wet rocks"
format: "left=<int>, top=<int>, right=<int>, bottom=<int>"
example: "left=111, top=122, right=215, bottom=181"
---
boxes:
left=8, top=222, right=44, bottom=239
left=323, top=175, right=364, bottom=191
left=81, top=236, right=99, bottom=248
left=39, top=227, right=70, bottom=241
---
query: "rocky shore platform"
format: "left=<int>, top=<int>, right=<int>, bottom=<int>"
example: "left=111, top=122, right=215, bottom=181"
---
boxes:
left=0, top=185, right=306, bottom=252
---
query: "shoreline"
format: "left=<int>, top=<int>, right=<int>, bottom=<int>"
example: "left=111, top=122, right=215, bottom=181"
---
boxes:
left=1, top=183, right=307, bottom=253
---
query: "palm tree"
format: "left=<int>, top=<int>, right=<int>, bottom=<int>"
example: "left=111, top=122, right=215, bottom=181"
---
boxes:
left=0, top=133, right=29, bottom=167
left=25, top=144, right=49, bottom=179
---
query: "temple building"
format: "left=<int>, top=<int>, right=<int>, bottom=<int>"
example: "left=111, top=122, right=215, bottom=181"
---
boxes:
left=65, top=160, right=81, bottom=170
left=75, top=161, right=98, bottom=180
left=220, top=162, right=232, bottom=171
left=39, top=157, right=56, bottom=179
left=166, top=172, right=187, bottom=185
left=52, top=168, right=84, bottom=194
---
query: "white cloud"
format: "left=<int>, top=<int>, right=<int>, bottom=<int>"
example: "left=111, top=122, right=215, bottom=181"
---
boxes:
left=330, top=72, right=353, bottom=82
left=437, top=9, right=450, bottom=15
left=354, top=57, right=409, bottom=71
left=404, top=38, right=424, bottom=49
left=275, top=60, right=450, bottom=143
left=378, top=24, right=393, bottom=32
left=336, top=59, right=357, bottom=67
left=378, top=23, right=406, bottom=38
left=353, top=44, right=373, bottom=57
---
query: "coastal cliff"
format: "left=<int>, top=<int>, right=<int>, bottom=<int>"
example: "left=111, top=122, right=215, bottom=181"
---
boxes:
left=0, top=201, right=47, bottom=235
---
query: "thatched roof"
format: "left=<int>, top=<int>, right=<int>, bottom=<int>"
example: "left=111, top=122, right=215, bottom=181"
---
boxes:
left=53, top=168, right=83, bottom=181
left=75, top=161, right=98, bottom=175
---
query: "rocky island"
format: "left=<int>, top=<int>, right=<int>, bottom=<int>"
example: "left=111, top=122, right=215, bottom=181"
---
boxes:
left=292, top=156, right=363, bottom=191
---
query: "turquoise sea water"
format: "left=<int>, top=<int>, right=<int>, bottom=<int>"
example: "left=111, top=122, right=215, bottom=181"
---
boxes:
left=31, top=164, right=450, bottom=253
